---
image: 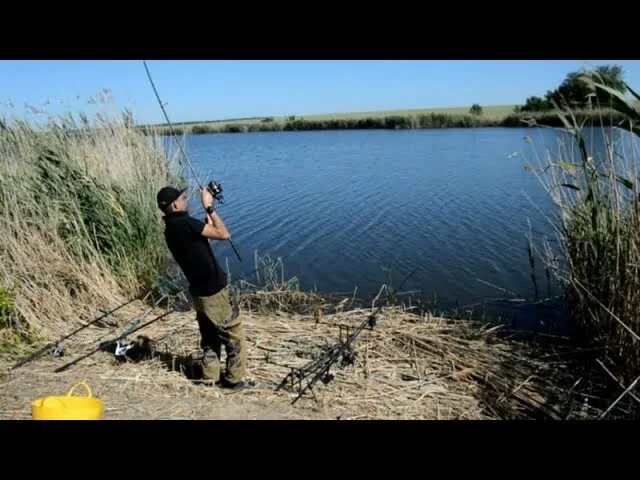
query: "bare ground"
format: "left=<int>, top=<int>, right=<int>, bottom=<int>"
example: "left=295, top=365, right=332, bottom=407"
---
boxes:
left=0, top=303, right=583, bottom=420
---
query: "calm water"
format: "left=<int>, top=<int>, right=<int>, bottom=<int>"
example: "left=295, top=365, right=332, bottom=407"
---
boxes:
left=167, top=127, right=636, bottom=331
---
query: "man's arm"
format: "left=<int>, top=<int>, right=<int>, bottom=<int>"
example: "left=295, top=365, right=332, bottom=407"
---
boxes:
left=202, top=209, right=230, bottom=240
left=199, top=187, right=230, bottom=240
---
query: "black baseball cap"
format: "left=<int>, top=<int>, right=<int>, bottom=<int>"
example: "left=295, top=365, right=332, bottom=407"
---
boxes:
left=157, top=186, right=186, bottom=211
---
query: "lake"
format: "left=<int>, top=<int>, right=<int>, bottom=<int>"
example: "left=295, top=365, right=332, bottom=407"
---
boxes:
left=169, top=127, right=627, bottom=332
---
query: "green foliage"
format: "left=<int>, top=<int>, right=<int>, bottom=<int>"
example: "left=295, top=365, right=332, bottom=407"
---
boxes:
left=469, top=104, right=483, bottom=116
left=0, top=287, right=14, bottom=323
left=518, top=65, right=627, bottom=112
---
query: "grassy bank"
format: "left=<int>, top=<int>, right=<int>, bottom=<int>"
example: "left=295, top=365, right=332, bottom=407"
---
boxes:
left=0, top=111, right=182, bottom=353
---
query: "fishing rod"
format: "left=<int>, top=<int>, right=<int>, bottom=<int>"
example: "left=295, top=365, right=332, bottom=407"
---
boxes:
left=143, top=60, right=242, bottom=262
left=46, top=262, right=278, bottom=371
left=24, top=259, right=272, bottom=371
left=54, top=309, right=176, bottom=373
left=8, top=294, right=145, bottom=372
left=277, top=266, right=421, bottom=404
left=10, top=245, right=287, bottom=372
left=277, top=302, right=383, bottom=405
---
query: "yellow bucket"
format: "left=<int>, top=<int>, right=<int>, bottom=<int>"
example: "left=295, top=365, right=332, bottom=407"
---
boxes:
left=31, top=381, right=103, bottom=420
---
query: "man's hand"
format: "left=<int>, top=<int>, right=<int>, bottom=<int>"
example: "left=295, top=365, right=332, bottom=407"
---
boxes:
left=201, top=208, right=230, bottom=240
left=200, top=187, right=213, bottom=208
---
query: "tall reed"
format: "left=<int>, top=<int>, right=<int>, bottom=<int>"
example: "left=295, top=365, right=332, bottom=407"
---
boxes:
left=527, top=73, right=640, bottom=384
left=0, top=110, right=182, bottom=350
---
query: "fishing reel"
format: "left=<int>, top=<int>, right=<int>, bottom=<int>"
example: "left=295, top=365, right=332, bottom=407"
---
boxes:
left=322, top=372, right=335, bottom=384
left=100, top=339, right=135, bottom=359
left=341, top=347, right=357, bottom=368
left=205, top=178, right=243, bottom=263
left=99, top=336, right=152, bottom=362
left=207, top=180, right=224, bottom=204
left=52, top=346, right=66, bottom=357
left=368, top=313, right=378, bottom=329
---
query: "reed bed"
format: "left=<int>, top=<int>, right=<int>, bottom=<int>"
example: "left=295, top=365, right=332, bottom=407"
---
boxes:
left=525, top=74, right=640, bottom=392
left=0, top=111, right=182, bottom=353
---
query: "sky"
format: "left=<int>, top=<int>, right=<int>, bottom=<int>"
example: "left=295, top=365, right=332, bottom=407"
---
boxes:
left=1, top=60, right=638, bottom=125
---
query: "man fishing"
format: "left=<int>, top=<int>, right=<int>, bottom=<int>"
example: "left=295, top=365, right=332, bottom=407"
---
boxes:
left=157, top=185, right=253, bottom=391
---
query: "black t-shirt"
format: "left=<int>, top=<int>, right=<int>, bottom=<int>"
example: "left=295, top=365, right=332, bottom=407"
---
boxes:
left=163, top=211, right=228, bottom=297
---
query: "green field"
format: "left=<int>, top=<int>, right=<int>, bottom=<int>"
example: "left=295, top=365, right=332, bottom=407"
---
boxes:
left=150, top=104, right=518, bottom=131
left=141, top=104, right=629, bottom=135
left=294, top=104, right=517, bottom=121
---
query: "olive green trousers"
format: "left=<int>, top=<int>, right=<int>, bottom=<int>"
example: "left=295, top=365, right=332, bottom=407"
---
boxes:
left=193, top=288, right=246, bottom=384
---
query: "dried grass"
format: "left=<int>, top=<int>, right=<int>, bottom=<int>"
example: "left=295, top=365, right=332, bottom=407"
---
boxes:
left=0, top=302, right=590, bottom=420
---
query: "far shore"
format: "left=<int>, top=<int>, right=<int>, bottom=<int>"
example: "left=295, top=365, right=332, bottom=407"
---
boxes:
left=138, top=105, right=623, bottom=135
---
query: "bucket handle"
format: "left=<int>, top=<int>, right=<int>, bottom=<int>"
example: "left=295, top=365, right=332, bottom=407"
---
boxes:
left=66, top=381, right=93, bottom=398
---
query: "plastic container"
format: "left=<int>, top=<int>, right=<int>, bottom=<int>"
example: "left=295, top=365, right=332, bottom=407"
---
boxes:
left=31, top=381, right=103, bottom=420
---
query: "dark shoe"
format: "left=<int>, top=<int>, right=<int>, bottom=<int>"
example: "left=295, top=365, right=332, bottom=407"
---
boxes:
left=221, top=379, right=256, bottom=392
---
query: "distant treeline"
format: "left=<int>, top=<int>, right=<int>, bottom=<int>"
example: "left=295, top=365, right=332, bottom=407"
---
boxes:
left=501, top=109, right=627, bottom=127
left=139, top=110, right=628, bottom=136
left=163, top=116, right=266, bottom=128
